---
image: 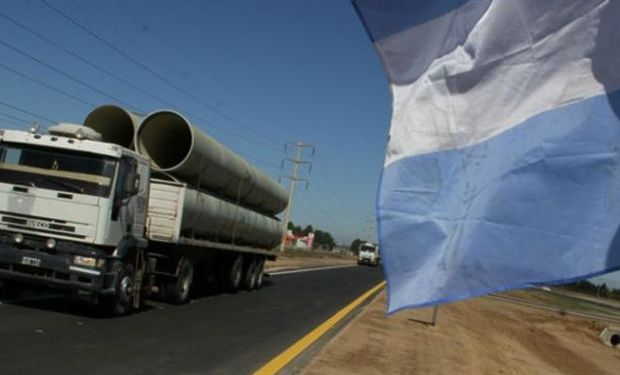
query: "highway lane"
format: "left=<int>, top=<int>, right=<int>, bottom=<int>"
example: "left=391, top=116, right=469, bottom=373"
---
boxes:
left=0, top=264, right=384, bottom=375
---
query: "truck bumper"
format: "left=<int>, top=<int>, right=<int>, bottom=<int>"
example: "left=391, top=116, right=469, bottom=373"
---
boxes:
left=0, top=238, right=118, bottom=296
left=358, top=258, right=378, bottom=266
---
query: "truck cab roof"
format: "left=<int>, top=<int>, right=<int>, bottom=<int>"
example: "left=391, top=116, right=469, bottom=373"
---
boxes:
left=0, top=128, right=144, bottom=161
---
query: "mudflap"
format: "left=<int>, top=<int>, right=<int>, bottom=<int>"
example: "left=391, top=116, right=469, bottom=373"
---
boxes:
left=132, top=248, right=146, bottom=309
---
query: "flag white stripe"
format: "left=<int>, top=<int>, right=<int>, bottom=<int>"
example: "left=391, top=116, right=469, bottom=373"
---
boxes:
left=380, top=0, right=620, bottom=166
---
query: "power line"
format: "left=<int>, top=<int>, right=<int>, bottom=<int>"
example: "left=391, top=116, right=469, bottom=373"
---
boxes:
left=178, top=113, right=279, bottom=154
left=243, top=155, right=282, bottom=171
left=292, top=158, right=360, bottom=225
left=0, top=111, right=30, bottom=127
left=314, top=161, right=358, bottom=214
left=114, top=0, right=290, bottom=140
left=304, top=190, right=359, bottom=237
left=0, top=9, right=277, bottom=153
left=311, top=177, right=354, bottom=223
left=42, top=0, right=283, bottom=150
left=0, top=62, right=95, bottom=107
left=0, top=110, right=32, bottom=124
left=310, top=190, right=360, bottom=233
left=0, top=99, right=56, bottom=123
left=112, top=0, right=195, bottom=64
left=0, top=9, right=158, bottom=106
left=0, top=38, right=140, bottom=111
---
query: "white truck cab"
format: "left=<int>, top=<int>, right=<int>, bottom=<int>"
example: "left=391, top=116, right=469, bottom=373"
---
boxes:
left=357, top=242, right=380, bottom=266
left=0, top=126, right=150, bottom=312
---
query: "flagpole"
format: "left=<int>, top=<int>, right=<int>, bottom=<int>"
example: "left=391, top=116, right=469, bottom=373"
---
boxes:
left=430, top=305, right=439, bottom=326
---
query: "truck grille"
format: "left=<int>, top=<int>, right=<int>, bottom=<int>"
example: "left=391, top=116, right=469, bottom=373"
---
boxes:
left=0, top=211, right=86, bottom=239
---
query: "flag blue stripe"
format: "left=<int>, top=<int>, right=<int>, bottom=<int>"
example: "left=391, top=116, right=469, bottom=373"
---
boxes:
left=352, top=0, right=472, bottom=41
left=379, top=91, right=620, bottom=313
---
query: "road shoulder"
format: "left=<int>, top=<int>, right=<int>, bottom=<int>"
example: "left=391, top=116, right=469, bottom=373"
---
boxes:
left=301, top=291, right=620, bottom=375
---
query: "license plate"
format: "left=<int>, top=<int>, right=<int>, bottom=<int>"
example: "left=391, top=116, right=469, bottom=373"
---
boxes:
left=21, top=256, right=41, bottom=267
left=26, top=220, right=50, bottom=230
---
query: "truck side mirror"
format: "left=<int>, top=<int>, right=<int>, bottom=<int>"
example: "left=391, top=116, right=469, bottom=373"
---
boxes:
left=124, top=173, right=139, bottom=196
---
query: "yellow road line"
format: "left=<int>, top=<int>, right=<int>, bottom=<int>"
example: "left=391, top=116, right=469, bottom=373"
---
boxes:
left=254, top=280, right=387, bottom=375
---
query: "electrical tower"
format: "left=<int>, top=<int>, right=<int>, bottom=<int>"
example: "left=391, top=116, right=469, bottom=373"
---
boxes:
left=279, top=141, right=315, bottom=251
left=363, top=213, right=376, bottom=243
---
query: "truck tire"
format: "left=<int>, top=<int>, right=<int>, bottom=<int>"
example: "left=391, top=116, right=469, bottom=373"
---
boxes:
left=165, top=258, right=194, bottom=304
left=102, top=262, right=134, bottom=316
left=254, top=258, right=265, bottom=289
left=226, top=255, right=244, bottom=292
left=242, top=258, right=258, bottom=291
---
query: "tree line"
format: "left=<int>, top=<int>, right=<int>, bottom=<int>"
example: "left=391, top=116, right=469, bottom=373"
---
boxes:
left=562, top=279, right=620, bottom=300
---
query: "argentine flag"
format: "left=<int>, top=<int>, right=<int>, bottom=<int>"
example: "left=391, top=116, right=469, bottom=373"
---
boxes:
left=353, top=0, right=620, bottom=313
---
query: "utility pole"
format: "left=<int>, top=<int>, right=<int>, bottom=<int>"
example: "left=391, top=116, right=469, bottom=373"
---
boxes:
left=279, top=141, right=314, bottom=251
left=363, top=213, right=376, bottom=243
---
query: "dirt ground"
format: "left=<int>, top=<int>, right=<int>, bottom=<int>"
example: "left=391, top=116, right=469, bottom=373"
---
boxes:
left=301, top=291, right=620, bottom=375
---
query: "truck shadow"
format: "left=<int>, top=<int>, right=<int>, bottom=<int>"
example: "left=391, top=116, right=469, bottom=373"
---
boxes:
left=2, top=289, right=155, bottom=319
left=188, top=278, right=274, bottom=300
left=2, top=280, right=274, bottom=319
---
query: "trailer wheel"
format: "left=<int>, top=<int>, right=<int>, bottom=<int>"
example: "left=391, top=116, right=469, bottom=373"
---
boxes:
left=226, top=255, right=244, bottom=292
left=166, top=258, right=194, bottom=304
left=243, top=258, right=258, bottom=291
left=254, top=258, right=265, bottom=289
left=102, top=262, right=135, bottom=316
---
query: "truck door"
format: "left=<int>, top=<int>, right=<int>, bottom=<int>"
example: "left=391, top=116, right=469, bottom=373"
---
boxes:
left=112, top=156, right=149, bottom=239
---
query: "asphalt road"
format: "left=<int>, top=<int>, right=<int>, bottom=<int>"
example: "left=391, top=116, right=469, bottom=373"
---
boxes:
left=0, top=264, right=384, bottom=375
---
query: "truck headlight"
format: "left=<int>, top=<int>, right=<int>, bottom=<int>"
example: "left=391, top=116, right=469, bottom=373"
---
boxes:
left=13, top=233, right=24, bottom=244
left=46, top=238, right=57, bottom=249
left=74, top=255, right=97, bottom=267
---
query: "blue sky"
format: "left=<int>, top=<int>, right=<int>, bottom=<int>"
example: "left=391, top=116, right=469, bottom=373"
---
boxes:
left=2, top=0, right=619, bottom=289
left=0, top=0, right=391, bottom=245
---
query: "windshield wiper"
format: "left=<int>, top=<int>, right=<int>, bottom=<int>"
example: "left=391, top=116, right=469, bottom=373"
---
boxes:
left=35, top=177, right=85, bottom=194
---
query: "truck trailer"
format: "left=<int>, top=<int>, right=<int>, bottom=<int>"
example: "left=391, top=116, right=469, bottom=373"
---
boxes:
left=0, top=106, right=287, bottom=315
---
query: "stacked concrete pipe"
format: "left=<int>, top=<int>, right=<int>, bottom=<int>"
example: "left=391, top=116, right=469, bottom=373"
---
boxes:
left=135, top=109, right=288, bottom=216
left=84, top=105, right=142, bottom=150
left=83, top=105, right=287, bottom=249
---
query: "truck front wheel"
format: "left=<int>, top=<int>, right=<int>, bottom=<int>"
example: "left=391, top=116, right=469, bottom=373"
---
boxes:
left=102, top=262, right=134, bottom=316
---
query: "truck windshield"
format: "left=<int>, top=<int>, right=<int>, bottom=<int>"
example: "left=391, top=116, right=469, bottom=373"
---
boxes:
left=361, top=245, right=376, bottom=252
left=0, top=143, right=117, bottom=197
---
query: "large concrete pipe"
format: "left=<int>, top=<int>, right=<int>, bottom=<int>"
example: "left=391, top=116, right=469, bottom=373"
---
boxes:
left=147, top=180, right=283, bottom=249
left=182, top=187, right=283, bottom=249
left=136, top=110, right=288, bottom=216
left=83, top=105, right=142, bottom=149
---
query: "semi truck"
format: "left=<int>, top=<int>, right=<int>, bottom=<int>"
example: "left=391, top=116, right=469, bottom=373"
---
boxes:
left=0, top=105, right=288, bottom=315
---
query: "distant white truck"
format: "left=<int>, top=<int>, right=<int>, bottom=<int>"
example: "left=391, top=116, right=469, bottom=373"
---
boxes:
left=357, top=242, right=380, bottom=266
